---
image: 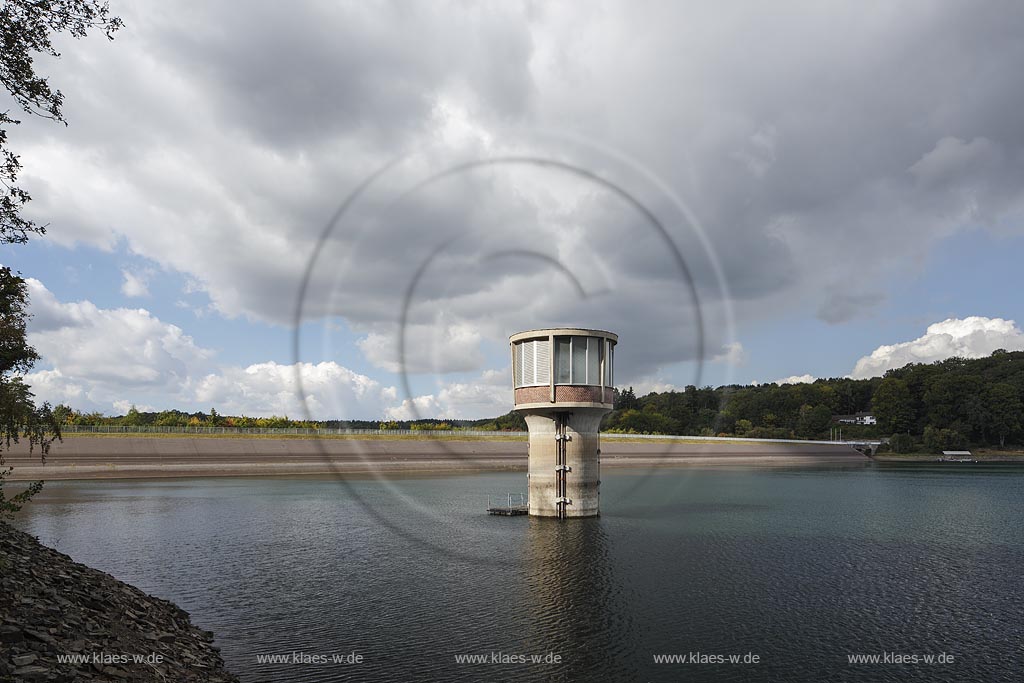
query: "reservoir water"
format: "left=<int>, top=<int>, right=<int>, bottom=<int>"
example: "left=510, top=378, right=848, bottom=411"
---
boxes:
left=11, top=465, right=1024, bottom=682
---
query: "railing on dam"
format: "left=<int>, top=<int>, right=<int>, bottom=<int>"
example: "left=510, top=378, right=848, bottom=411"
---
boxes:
left=60, top=425, right=530, bottom=437
left=58, top=425, right=877, bottom=447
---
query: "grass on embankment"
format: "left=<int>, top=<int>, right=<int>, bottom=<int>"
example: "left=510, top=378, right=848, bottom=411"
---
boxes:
left=61, top=432, right=528, bottom=442
left=59, top=432, right=764, bottom=446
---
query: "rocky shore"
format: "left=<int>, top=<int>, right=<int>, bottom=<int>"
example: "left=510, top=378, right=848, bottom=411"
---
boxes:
left=0, top=522, right=238, bottom=683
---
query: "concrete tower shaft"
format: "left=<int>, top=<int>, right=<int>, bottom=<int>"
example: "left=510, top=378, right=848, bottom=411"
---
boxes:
left=510, top=329, right=617, bottom=519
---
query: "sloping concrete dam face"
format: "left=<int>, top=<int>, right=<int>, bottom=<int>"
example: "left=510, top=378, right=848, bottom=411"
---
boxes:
left=525, top=410, right=607, bottom=518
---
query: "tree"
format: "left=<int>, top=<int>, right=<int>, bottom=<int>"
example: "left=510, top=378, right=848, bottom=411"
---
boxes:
left=923, top=426, right=966, bottom=453
left=52, top=402, right=74, bottom=425
left=734, top=418, right=753, bottom=436
left=121, top=404, right=143, bottom=426
left=154, top=409, right=188, bottom=427
left=606, top=408, right=676, bottom=434
left=796, top=404, right=832, bottom=437
left=493, top=410, right=526, bottom=431
left=986, top=383, right=1022, bottom=448
left=889, top=432, right=915, bottom=454
left=616, top=387, right=639, bottom=411
left=872, top=378, right=913, bottom=433
left=1, top=1, right=120, bottom=514
left=1, top=0, right=123, bottom=243
left=0, top=268, right=59, bottom=516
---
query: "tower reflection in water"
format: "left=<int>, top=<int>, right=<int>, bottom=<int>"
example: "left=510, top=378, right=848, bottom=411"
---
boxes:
left=519, top=516, right=641, bottom=682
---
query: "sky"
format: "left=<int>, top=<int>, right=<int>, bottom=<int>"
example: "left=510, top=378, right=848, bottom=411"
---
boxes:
left=4, top=1, right=1024, bottom=420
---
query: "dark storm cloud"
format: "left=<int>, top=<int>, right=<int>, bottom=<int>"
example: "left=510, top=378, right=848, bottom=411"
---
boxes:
left=549, top=1, right=1024, bottom=324
left=817, top=289, right=886, bottom=325
left=14, top=0, right=1024, bottom=382
left=147, top=2, right=535, bottom=148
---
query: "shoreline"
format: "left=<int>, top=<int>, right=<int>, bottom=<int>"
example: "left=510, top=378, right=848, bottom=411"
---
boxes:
left=0, top=522, right=238, bottom=682
left=872, top=453, right=1024, bottom=463
left=4, top=436, right=868, bottom=481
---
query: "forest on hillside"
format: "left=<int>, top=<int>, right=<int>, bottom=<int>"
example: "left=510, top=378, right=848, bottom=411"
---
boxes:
left=600, top=349, right=1024, bottom=451
left=53, top=350, right=1024, bottom=452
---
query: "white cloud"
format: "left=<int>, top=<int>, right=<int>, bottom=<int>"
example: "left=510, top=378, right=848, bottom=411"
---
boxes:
left=356, top=320, right=485, bottom=374
left=386, top=395, right=444, bottom=421
left=628, top=378, right=681, bottom=396
left=24, top=280, right=403, bottom=419
left=773, top=374, right=817, bottom=385
left=432, top=369, right=511, bottom=417
left=194, top=361, right=397, bottom=419
left=112, top=399, right=156, bottom=414
left=713, top=341, right=747, bottom=367
left=21, top=369, right=84, bottom=406
left=120, top=269, right=151, bottom=297
left=850, top=316, right=1024, bottom=379
left=26, top=279, right=212, bottom=397
left=24, top=276, right=727, bottom=419
left=387, top=368, right=511, bottom=420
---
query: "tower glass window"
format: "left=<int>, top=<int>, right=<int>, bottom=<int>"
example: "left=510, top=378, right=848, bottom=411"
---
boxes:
left=549, top=335, right=608, bottom=385
left=602, top=344, right=610, bottom=387
left=513, top=332, right=615, bottom=390
left=586, top=337, right=600, bottom=385
left=571, top=336, right=588, bottom=383
left=555, top=337, right=571, bottom=384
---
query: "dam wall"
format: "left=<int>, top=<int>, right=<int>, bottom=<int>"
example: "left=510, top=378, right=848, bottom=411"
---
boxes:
left=3, top=436, right=869, bottom=480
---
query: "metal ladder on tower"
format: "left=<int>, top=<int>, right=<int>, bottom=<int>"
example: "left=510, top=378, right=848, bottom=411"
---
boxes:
left=554, top=413, right=572, bottom=519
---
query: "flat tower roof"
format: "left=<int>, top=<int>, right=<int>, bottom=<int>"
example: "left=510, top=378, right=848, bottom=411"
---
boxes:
left=509, top=328, right=618, bottom=343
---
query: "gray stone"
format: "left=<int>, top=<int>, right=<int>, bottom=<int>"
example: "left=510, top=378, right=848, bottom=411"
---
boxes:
left=82, top=598, right=105, bottom=612
left=0, top=624, right=23, bottom=642
left=12, top=652, right=38, bottom=666
left=13, top=665, right=49, bottom=682
left=23, top=628, right=55, bottom=644
left=1, top=522, right=240, bottom=682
